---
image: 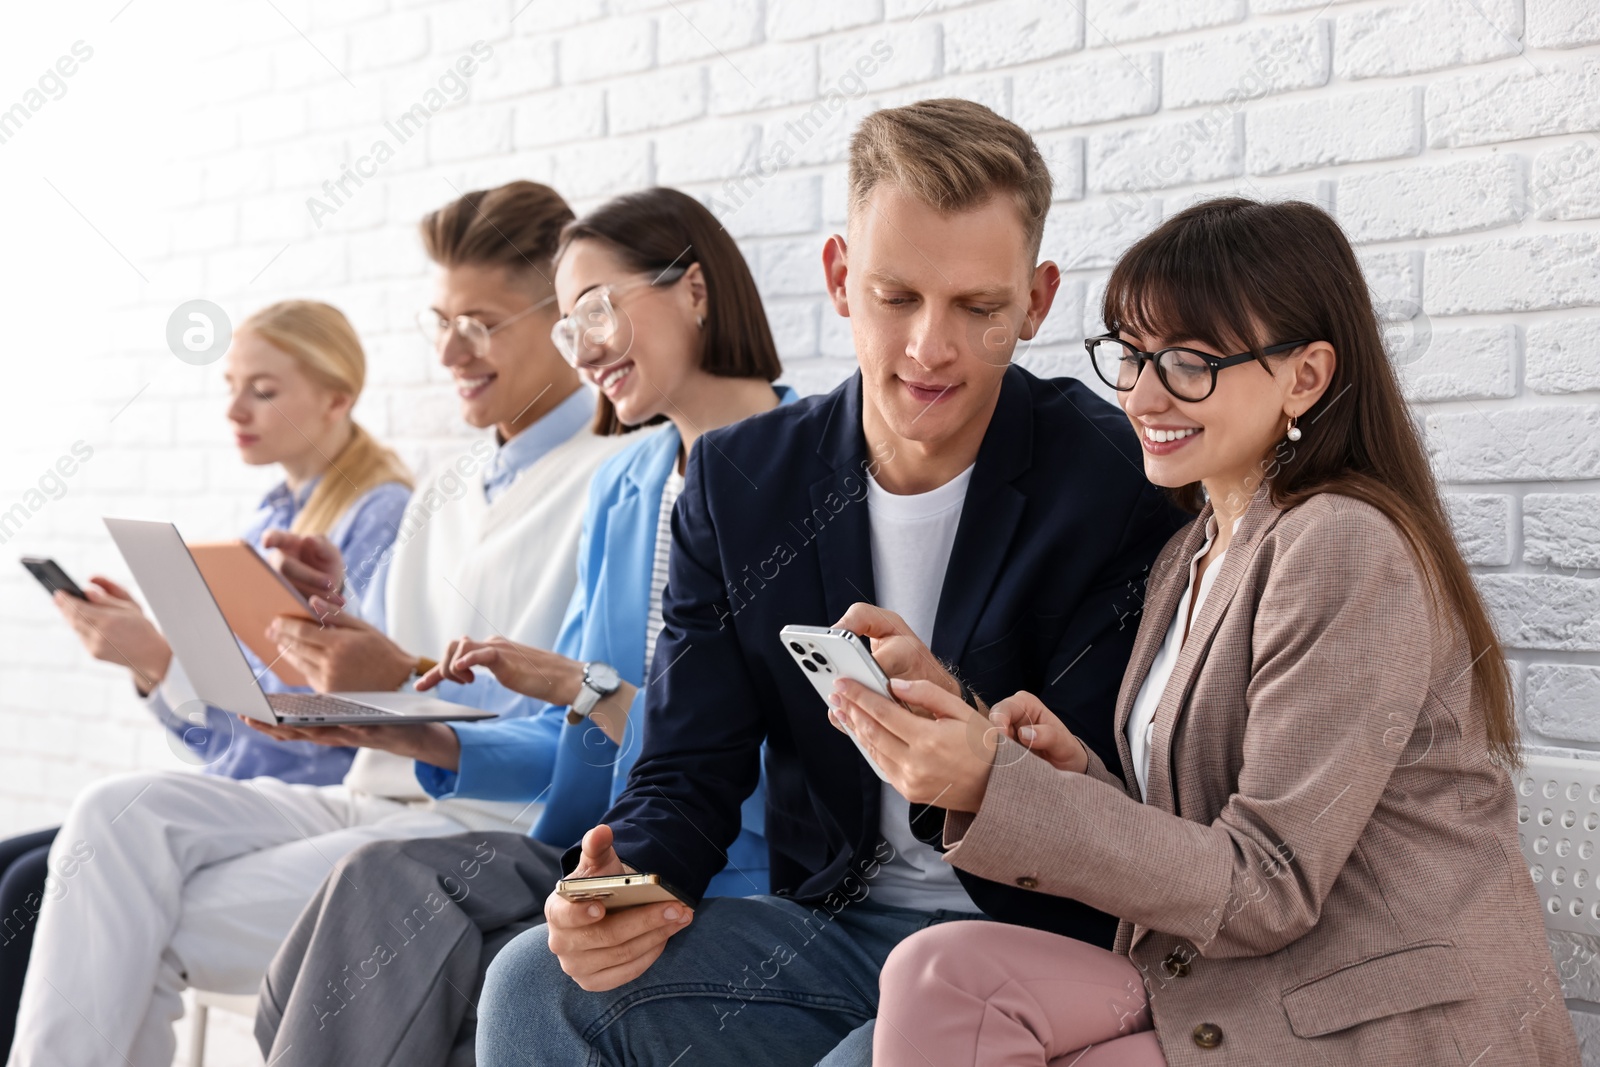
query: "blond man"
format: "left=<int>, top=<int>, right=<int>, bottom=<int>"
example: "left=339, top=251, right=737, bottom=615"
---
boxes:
left=474, top=100, right=1183, bottom=1067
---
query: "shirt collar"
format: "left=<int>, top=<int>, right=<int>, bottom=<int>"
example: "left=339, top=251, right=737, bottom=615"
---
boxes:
left=485, top=385, right=595, bottom=497
left=259, top=476, right=319, bottom=513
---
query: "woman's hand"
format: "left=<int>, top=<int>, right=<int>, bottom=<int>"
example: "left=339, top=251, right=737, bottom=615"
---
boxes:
left=829, top=677, right=998, bottom=813
left=54, top=578, right=172, bottom=693
left=269, top=599, right=415, bottom=693
left=261, top=529, right=347, bottom=606
left=415, top=635, right=584, bottom=708
left=986, top=690, right=1089, bottom=773
left=242, top=719, right=462, bottom=770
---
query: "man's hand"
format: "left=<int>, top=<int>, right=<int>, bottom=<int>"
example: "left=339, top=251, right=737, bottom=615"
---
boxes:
left=242, top=719, right=462, bottom=770
left=830, top=677, right=997, bottom=813
left=268, top=597, right=414, bottom=693
left=544, top=825, right=693, bottom=992
left=54, top=578, right=172, bottom=694
left=261, top=529, right=347, bottom=605
left=985, top=690, right=1089, bottom=773
left=416, top=635, right=585, bottom=708
left=831, top=602, right=980, bottom=713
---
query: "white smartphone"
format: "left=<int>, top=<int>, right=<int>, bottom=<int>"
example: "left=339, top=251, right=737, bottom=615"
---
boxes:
left=779, top=625, right=896, bottom=782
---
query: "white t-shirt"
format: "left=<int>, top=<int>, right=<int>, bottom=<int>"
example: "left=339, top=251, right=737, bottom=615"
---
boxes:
left=863, top=464, right=981, bottom=914
left=1125, top=514, right=1241, bottom=799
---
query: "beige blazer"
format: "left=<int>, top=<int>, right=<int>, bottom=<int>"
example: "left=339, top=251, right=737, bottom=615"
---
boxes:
left=945, top=487, right=1577, bottom=1066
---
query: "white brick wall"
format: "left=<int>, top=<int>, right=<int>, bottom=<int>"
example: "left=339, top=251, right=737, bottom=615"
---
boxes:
left=3, top=1, right=1600, bottom=1060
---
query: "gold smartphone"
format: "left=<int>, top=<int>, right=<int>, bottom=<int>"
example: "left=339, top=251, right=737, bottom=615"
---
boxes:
left=555, top=873, right=689, bottom=910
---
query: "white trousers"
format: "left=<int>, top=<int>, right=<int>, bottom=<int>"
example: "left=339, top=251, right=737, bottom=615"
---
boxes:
left=6, top=770, right=515, bottom=1067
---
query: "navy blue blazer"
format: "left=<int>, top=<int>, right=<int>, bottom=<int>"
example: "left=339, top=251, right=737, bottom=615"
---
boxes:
left=597, top=365, right=1186, bottom=944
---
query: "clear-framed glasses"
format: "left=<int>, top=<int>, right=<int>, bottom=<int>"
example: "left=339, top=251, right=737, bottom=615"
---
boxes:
left=414, top=292, right=559, bottom=357
left=1084, top=334, right=1313, bottom=402
left=549, top=265, right=688, bottom=367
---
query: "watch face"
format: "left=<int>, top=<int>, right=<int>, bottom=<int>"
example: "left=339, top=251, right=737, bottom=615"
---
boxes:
left=587, top=662, right=621, bottom=692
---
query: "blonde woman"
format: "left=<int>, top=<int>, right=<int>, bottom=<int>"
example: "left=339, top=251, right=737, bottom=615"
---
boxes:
left=0, top=301, right=410, bottom=1057
left=55, top=299, right=413, bottom=781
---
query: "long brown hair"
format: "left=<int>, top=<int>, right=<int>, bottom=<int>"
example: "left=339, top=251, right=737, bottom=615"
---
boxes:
left=1103, top=197, right=1518, bottom=767
left=238, top=300, right=413, bottom=537
left=556, top=187, right=783, bottom=435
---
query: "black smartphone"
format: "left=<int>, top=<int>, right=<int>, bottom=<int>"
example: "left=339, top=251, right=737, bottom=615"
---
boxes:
left=20, top=557, right=87, bottom=600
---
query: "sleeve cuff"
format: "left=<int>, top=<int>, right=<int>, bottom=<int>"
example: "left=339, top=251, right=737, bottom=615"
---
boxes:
left=144, top=659, right=200, bottom=734
left=414, top=754, right=462, bottom=799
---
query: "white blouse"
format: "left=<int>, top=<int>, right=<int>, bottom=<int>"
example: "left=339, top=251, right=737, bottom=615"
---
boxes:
left=1125, top=514, right=1241, bottom=800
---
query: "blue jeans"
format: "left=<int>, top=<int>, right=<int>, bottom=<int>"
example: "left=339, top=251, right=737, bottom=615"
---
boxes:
left=477, top=894, right=986, bottom=1066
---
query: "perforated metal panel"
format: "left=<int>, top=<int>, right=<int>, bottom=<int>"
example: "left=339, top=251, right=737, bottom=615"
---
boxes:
left=1517, top=754, right=1600, bottom=936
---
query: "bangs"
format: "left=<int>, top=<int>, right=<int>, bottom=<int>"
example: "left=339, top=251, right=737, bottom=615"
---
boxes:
left=1101, top=200, right=1277, bottom=357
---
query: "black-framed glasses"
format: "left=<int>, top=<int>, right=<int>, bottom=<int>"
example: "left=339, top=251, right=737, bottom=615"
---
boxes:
left=1085, top=334, right=1313, bottom=402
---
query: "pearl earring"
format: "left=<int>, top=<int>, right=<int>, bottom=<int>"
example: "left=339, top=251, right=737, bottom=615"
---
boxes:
left=1286, top=415, right=1302, bottom=442
left=697, top=315, right=705, bottom=329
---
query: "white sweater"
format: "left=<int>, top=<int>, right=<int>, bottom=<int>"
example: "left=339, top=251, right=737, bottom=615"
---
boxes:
left=343, top=427, right=633, bottom=823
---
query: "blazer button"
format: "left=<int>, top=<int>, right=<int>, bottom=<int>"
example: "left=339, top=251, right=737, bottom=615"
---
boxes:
left=1192, top=1022, right=1223, bottom=1049
left=1015, top=875, right=1039, bottom=889
left=1159, top=950, right=1190, bottom=978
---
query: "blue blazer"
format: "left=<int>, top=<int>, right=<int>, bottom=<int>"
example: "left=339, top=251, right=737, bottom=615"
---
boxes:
left=595, top=366, right=1187, bottom=943
left=422, top=391, right=795, bottom=898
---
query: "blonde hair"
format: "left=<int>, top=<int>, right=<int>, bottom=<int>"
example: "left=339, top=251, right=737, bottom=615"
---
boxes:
left=238, top=300, right=413, bottom=537
left=848, top=98, right=1053, bottom=259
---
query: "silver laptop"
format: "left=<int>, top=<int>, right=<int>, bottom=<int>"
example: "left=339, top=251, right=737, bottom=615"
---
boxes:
left=104, top=517, right=496, bottom=726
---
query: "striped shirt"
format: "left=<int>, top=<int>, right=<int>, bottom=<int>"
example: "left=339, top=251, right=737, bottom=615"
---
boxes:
left=643, top=467, right=686, bottom=679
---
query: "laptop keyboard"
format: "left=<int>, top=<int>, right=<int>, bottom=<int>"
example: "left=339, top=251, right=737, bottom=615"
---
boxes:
left=266, top=693, right=399, bottom=720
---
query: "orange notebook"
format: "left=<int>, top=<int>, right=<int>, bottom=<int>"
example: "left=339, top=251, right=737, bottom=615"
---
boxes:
left=187, top=540, right=318, bottom=688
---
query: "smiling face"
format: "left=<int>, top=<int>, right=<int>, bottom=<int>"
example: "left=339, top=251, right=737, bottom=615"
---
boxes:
left=223, top=331, right=349, bottom=468
left=429, top=262, right=573, bottom=438
left=1117, top=328, right=1329, bottom=501
left=552, top=238, right=706, bottom=429
left=825, top=183, right=1059, bottom=488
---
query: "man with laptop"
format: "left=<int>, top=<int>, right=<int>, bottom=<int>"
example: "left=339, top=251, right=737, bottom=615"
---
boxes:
left=6, top=181, right=631, bottom=1067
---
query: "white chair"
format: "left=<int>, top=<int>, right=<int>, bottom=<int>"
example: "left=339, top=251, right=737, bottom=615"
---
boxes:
left=187, top=990, right=259, bottom=1067
left=1515, top=752, right=1600, bottom=936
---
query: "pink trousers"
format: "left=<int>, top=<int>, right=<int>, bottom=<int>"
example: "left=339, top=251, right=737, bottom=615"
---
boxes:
left=873, top=921, right=1168, bottom=1066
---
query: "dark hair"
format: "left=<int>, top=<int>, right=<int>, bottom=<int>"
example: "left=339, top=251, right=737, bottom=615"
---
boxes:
left=557, top=187, right=782, bottom=435
left=1103, top=197, right=1517, bottom=767
left=419, top=180, right=574, bottom=290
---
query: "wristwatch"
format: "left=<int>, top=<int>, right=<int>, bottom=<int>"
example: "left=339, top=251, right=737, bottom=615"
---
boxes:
left=567, top=661, right=621, bottom=725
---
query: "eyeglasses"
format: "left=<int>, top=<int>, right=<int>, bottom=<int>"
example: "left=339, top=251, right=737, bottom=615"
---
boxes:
left=415, top=293, right=559, bottom=358
left=549, top=266, right=688, bottom=367
left=1085, top=334, right=1313, bottom=402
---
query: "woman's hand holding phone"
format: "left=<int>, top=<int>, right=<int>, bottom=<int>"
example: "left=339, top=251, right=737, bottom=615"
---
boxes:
left=828, top=676, right=998, bottom=813
left=53, top=576, right=172, bottom=694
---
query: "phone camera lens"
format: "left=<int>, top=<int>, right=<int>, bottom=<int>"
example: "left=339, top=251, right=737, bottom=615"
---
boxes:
left=789, top=642, right=805, bottom=655
left=802, top=658, right=818, bottom=673
left=812, top=652, right=829, bottom=666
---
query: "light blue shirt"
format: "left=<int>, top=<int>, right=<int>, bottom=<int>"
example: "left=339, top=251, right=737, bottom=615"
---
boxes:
left=358, top=385, right=596, bottom=633
left=146, top=476, right=411, bottom=783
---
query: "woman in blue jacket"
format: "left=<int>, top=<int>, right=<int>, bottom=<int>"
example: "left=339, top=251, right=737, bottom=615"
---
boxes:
left=251, top=188, right=789, bottom=1067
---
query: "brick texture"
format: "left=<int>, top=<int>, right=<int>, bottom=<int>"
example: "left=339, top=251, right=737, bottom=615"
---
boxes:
left=4, top=4, right=1600, bottom=1059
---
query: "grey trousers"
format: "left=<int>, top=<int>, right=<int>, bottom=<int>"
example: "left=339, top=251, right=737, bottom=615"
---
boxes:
left=254, top=830, right=564, bottom=1067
